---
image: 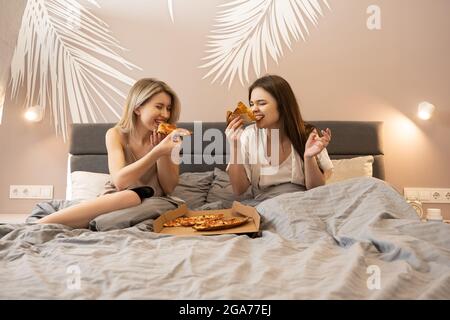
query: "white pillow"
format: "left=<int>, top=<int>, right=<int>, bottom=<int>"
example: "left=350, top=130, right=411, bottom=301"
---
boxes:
left=326, top=156, right=374, bottom=184
left=70, top=171, right=111, bottom=201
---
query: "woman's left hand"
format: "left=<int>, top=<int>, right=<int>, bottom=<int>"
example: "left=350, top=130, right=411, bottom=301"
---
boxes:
left=304, top=128, right=332, bottom=158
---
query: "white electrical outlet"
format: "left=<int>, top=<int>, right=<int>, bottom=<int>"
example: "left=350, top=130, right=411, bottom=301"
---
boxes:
left=404, top=187, right=450, bottom=204
left=9, top=185, right=53, bottom=199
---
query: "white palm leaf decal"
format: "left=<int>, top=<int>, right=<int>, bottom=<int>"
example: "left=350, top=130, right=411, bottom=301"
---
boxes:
left=10, top=0, right=141, bottom=141
left=168, top=0, right=175, bottom=23
left=200, top=0, right=331, bottom=87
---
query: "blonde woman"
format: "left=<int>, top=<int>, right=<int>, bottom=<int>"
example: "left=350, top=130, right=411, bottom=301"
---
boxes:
left=38, top=78, right=188, bottom=229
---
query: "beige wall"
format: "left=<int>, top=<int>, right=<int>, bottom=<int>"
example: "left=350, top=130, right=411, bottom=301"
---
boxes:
left=1, top=0, right=449, bottom=216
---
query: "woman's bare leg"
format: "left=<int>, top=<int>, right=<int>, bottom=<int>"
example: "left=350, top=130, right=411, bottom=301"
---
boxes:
left=37, top=190, right=141, bottom=229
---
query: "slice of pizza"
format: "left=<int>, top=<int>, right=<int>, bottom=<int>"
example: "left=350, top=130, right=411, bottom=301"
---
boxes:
left=180, top=214, right=225, bottom=227
left=196, top=214, right=224, bottom=224
left=226, top=101, right=256, bottom=125
left=192, top=216, right=250, bottom=231
left=163, top=216, right=188, bottom=227
left=163, top=214, right=225, bottom=228
left=157, top=123, right=191, bottom=136
left=179, top=217, right=198, bottom=227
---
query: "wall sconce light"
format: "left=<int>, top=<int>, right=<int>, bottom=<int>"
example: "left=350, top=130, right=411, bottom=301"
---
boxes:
left=417, top=101, right=435, bottom=120
left=24, top=105, right=44, bottom=122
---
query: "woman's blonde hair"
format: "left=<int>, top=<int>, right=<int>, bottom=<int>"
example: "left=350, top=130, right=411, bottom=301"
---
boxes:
left=116, top=78, right=181, bottom=136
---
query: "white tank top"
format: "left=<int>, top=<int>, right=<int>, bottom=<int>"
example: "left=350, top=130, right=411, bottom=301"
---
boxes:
left=258, top=151, right=293, bottom=188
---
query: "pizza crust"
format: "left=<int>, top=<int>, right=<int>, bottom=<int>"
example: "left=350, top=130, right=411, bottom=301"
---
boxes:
left=156, top=123, right=191, bottom=136
left=163, top=214, right=224, bottom=228
left=193, top=217, right=250, bottom=231
left=157, top=123, right=178, bottom=135
left=226, top=101, right=256, bottom=125
left=163, top=214, right=250, bottom=232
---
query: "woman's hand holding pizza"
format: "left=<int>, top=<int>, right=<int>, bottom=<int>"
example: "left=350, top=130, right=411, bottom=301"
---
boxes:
left=225, top=116, right=244, bottom=145
left=153, top=128, right=190, bottom=157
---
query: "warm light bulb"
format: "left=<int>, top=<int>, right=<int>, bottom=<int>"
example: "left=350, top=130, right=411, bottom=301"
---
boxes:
left=25, top=110, right=38, bottom=121
left=24, top=105, right=43, bottom=122
left=417, top=102, right=435, bottom=120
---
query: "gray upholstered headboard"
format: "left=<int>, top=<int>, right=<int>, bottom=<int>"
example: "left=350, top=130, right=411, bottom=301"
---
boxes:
left=69, top=121, right=385, bottom=180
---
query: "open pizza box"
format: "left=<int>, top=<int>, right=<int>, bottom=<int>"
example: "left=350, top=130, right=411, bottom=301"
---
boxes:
left=154, top=201, right=260, bottom=236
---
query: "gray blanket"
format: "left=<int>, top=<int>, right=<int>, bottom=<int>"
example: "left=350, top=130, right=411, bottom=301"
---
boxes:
left=1, top=177, right=449, bottom=299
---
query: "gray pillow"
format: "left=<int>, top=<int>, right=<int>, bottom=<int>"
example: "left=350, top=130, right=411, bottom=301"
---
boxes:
left=206, top=168, right=253, bottom=208
left=170, top=171, right=214, bottom=209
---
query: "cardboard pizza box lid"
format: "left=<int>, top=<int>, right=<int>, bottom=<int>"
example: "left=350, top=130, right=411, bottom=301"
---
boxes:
left=153, top=201, right=260, bottom=236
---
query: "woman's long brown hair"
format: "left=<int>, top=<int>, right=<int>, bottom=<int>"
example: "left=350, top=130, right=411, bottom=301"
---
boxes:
left=248, top=75, right=314, bottom=161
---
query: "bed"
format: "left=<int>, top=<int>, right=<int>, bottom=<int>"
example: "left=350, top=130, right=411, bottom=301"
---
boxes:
left=1, top=121, right=449, bottom=299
